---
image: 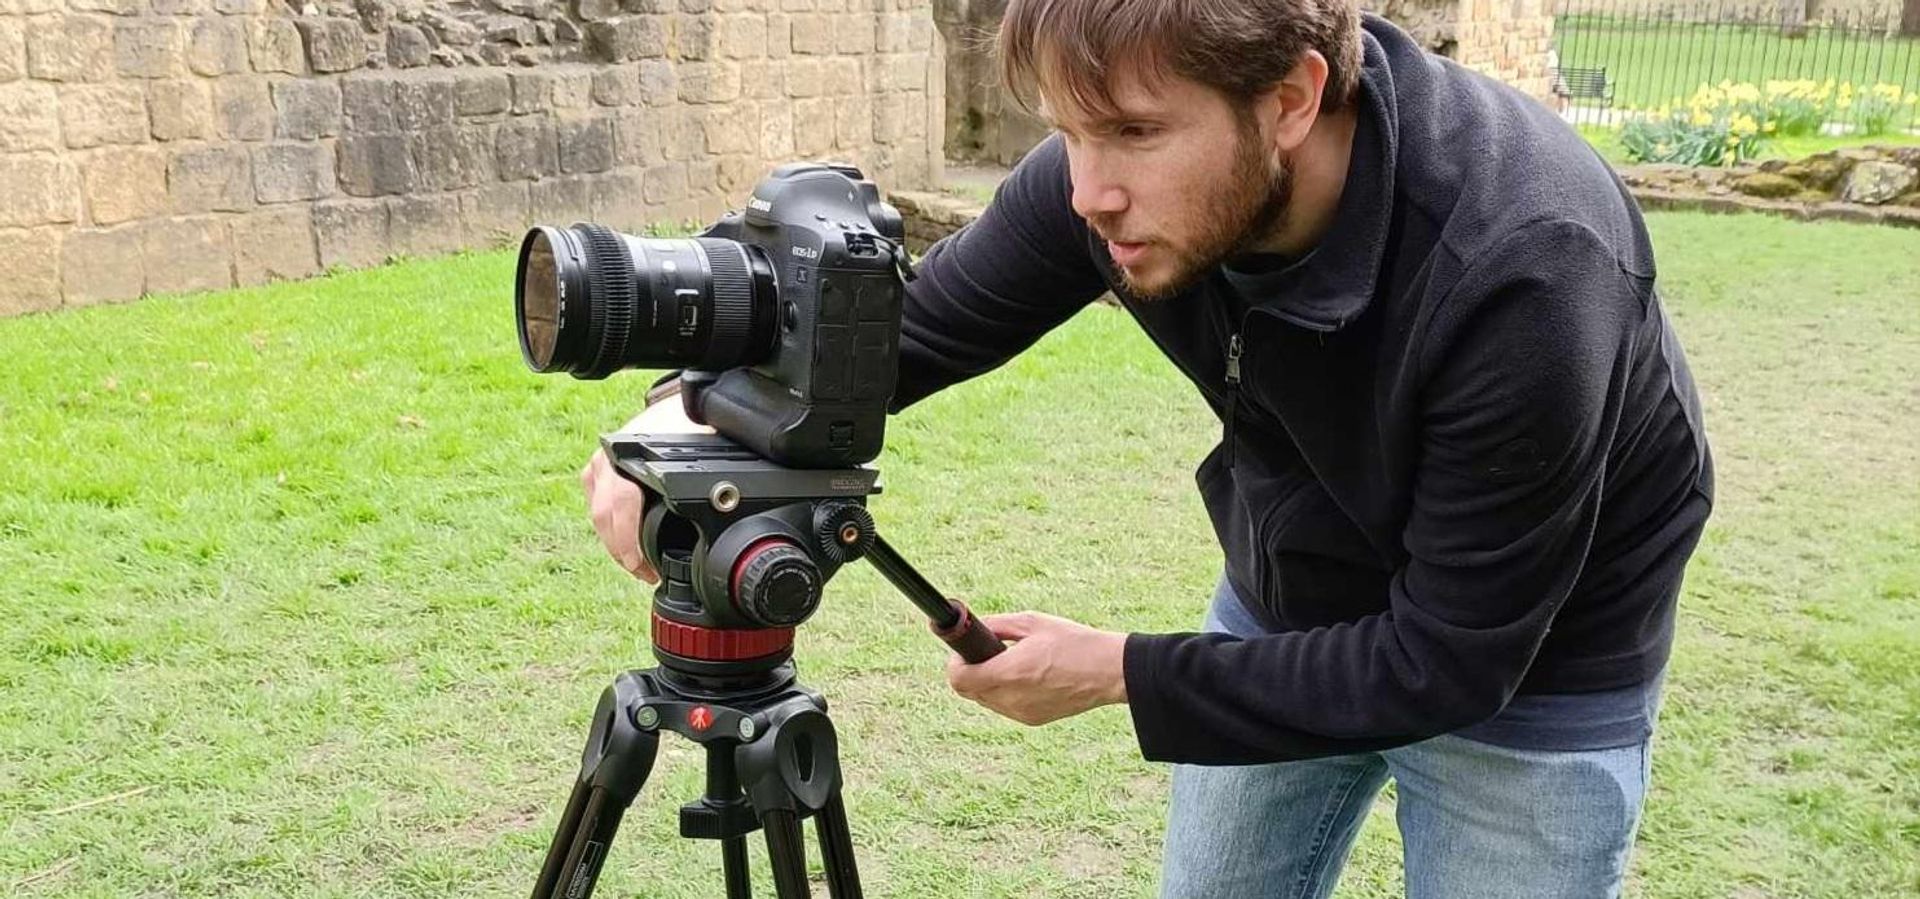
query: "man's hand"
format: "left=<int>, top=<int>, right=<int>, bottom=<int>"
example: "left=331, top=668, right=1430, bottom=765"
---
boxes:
left=944, top=611, right=1129, bottom=726
left=581, top=397, right=712, bottom=584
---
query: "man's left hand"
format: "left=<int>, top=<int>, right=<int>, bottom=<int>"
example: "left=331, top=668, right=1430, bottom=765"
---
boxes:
left=944, top=611, right=1129, bottom=725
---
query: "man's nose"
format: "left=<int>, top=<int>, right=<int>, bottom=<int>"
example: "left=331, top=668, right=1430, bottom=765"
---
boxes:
left=1069, top=153, right=1128, bottom=221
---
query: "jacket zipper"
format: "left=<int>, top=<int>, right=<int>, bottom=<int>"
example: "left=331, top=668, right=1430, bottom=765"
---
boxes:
left=1224, top=331, right=1243, bottom=469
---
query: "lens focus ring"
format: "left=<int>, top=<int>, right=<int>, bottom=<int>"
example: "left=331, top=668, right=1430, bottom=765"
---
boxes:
left=578, top=224, right=638, bottom=380
left=698, top=237, right=754, bottom=370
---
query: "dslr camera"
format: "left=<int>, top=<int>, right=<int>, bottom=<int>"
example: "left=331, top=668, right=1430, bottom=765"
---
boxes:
left=514, top=162, right=910, bottom=469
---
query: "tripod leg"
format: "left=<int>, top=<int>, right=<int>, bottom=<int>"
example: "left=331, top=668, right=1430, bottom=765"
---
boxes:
left=530, top=674, right=661, bottom=899
left=722, top=836, right=753, bottom=899
left=814, top=792, right=863, bottom=899
left=761, top=809, right=812, bottom=899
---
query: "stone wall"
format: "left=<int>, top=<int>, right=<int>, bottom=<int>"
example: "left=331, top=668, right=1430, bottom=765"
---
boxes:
left=936, top=0, right=1559, bottom=167
left=1452, top=0, right=1555, bottom=102
left=1621, top=146, right=1920, bottom=227
left=0, top=0, right=945, bottom=315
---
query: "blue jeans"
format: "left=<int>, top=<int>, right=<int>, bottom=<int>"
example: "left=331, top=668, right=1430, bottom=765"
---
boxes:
left=1159, top=586, right=1657, bottom=899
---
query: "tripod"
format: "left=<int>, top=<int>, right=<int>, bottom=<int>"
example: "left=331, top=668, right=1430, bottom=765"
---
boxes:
left=530, top=434, right=1001, bottom=899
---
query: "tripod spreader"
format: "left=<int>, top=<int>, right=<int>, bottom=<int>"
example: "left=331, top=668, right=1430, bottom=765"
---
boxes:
left=865, top=534, right=1005, bottom=664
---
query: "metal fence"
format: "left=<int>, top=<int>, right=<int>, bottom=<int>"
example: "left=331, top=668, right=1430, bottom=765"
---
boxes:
left=1552, top=0, right=1920, bottom=134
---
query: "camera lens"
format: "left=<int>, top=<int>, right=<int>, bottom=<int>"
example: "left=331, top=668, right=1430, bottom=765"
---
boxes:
left=514, top=224, right=778, bottom=379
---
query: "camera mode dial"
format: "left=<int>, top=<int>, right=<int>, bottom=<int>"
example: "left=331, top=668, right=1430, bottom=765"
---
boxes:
left=731, top=538, right=822, bottom=627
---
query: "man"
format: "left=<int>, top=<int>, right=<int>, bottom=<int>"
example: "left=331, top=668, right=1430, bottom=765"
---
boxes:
left=581, top=1, right=1714, bottom=895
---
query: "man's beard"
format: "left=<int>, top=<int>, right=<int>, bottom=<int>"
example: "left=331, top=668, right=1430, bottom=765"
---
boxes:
left=1097, top=127, right=1293, bottom=302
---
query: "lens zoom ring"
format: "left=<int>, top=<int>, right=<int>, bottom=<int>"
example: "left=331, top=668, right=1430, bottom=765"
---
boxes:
left=579, top=225, right=637, bottom=378
left=698, top=237, right=753, bottom=369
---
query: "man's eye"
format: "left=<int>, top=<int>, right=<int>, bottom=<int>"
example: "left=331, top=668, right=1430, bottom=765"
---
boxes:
left=1119, top=125, right=1159, bottom=140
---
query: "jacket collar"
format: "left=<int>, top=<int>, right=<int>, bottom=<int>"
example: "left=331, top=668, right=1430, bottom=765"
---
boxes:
left=1219, top=22, right=1400, bottom=333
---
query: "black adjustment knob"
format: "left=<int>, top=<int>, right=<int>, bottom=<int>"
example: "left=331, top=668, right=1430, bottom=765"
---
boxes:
left=733, top=541, right=822, bottom=627
left=814, top=502, right=875, bottom=565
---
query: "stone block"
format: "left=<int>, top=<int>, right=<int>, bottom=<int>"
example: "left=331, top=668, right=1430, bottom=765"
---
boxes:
left=246, top=17, right=304, bottom=74
left=591, top=67, right=640, bottom=106
left=341, top=76, right=394, bottom=132
left=675, top=14, right=713, bottom=59
left=386, top=24, right=430, bottom=68
left=213, top=76, right=273, bottom=140
left=252, top=142, right=334, bottom=203
left=60, top=83, right=150, bottom=148
left=0, top=21, right=23, bottom=83
left=272, top=78, right=340, bottom=139
left=61, top=225, right=144, bottom=307
left=766, top=12, right=789, bottom=59
left=676, top=62, right=740, bottom=104
left=147, top=79, right=212, bottom=140
left=833, top=95, right=869, bottom=147
left=685, top=158, right=717, bottom=196
left=84, top=145, right=167, bottom=224
left=214, top=0, right=262, bottom=13
left=140, top=215, right=232, bottom=294
left=187, top=18, right=247, bottom=76
left=833, top=12, right=872, bottom=54
left=27, top=16, right=114, bottom=82
left=714, top=153, right=755, bottom=194
left=701, top=109, right=755, bottom=154
left=0, top=83, right=61, bottom=153
left=791, top=96, right=832, bottom=155
left=114, top=20, right=182, bottom=78
left=230, top=205, right=318, bottom=286
left=510, top=70, right=551, bottom=114
left=552, top=70, right=593, bottom=108
left=786, top=59, right=822, bottom=97
left=875, top=11, right=907, bottom=52
left=758, top=101, right=792, bottom=156
left=494, top=117, right=557, bottom=180
left=296, top=18, right=365, bottom=73
left=638, top=59, right=675, bottom=106
left=150, top=0, right=208, bottom=14
left=0, top=227, right=63, bottom=316
left=454, top=69, right=510, bottom=116
left=336, top=133, right=417, bottom=196
left=169, top=145, right=251, bottom=213
left=586, top=169, right=648, bottom=232
left=611, top=109, right=663, bottom=166
left=717, top=14, right=765, bottom=58
left=642, top=162, right=686, bottom=203
left=386, top=193, right=464, bottom=258
left=743, top=59, right=784, bottom=99
left=587, top=17, right=668, bottom=61
left=661, top=106, right=701, bottom=160
left=410, top=124, right=495, bottom=190
left=312, top=198, right=388, bottom=269
left=460, top=181, right=530, bottom=248
left=530, top=175, right=592, bottom=225
left=0, top=0, right=60, bottom=12
left=825, top=57, right=859, bottom=96
left=577, top=0, right=618, bottom=19
left=789, top=13, right=830, bottom=54
left=557, top=116, right=614, bottom=174
left=393, top=75, right=454, bottom=130
left=69, top=0, right=145, bottom=14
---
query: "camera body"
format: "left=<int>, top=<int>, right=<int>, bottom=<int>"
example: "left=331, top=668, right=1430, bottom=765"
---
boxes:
left=684, top=163, right=908, bottom=468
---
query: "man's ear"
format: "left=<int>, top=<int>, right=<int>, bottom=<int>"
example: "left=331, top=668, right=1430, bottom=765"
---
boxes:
left=1253, top=50, right=1330, bottom=155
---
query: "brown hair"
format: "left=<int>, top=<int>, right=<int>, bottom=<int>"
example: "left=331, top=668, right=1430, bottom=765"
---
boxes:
left=997, top=0, right=1362, bottom=119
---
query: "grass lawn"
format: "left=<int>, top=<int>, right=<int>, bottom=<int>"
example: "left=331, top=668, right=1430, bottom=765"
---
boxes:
left=3, top=211, right=1917, bottom=897
left=1556, top=14, right=1920, bottom=118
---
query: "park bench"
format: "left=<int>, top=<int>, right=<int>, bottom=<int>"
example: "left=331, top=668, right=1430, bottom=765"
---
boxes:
left=1553, top=66, right=1615, bottom=106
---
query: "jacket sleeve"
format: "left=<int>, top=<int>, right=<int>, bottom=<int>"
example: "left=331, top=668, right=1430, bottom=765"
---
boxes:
left=1123, top=221, right=1648, bottom=763
left=889, top=135, right=1111, bottom=412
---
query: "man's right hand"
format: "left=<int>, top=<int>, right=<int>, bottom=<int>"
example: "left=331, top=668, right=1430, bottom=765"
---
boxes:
left=581, top=396, right=713, bottom=584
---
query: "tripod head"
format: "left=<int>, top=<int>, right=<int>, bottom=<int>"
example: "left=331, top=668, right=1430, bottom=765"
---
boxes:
left=604, top=431, right=884, bottom=690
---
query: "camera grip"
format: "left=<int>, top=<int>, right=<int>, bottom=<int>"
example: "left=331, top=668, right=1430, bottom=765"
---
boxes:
left=933, top=600, right=1005, bottom=664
